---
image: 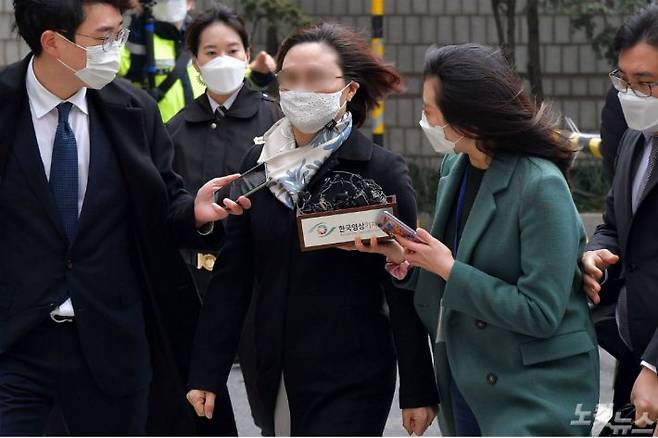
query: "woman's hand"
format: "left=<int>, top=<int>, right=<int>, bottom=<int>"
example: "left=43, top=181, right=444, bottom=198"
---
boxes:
left=396, top=228, right=454, bottom=280
left=353, top=236, right=406, bottom=264
left=194, top=175, right=252, bottom=228
left=402, top=405, right=438, bottom=436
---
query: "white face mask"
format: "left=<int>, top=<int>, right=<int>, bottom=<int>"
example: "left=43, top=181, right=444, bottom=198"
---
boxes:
left=419, top=112, right=462, bottom=155
left=200, top=55, right=247, bottom=95
left=153, top=0, right=188, bottom=23
left=618, top=91, right=658, bottom=134
left=279, top=83, right=351, bottom=134
left=56, top=34, right=121, bottom=90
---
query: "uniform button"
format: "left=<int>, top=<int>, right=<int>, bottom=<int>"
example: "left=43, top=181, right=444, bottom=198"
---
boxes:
left=476, top=320, right=487, bottom=329
left=628, top=263, right=638, bottom=272
left=210, top=122, right=217, bottom=129
left=487, top=373, right=498, bottom=385
left=65, top=259, right=73, bottom=270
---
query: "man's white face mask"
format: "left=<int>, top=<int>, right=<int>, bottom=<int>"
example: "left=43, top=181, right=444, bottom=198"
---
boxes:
left=55, top=32, right=123, bottom=90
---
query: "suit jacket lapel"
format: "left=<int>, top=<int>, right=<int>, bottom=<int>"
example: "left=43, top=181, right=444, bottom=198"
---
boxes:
left=12, top=96, right=68, bottom=240
left=0, top=56, right=31, bottom=184
left=635, top=136, right=658, bottom=212
left=616, top=131, right=643, bottom=249
left=455, top=153, right=519, bottom=264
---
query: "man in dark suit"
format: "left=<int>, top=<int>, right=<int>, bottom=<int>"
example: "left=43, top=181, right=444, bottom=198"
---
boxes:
left=0, top=0, right=248, bottom=435
left=582, top=5, right=658, bottom=431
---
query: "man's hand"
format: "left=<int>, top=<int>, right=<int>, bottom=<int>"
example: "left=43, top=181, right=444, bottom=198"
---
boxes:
left=194, top=175, right=252, bottom=228
left=631, top=367, right=658, bottom=432
left=187, top=389, right=216, bottom=419
left=402, top=406, right=438, bottom=436
left=580, top=249, right=619, bottom=304
left=249, top=51, right=276, bottom=75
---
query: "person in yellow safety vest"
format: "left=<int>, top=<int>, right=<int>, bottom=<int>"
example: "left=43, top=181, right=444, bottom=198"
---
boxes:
left=120, top=0, right=276, bottom=123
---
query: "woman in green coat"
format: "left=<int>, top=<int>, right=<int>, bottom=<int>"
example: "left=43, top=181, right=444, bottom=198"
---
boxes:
left=357, top=44, right=600, bottom=436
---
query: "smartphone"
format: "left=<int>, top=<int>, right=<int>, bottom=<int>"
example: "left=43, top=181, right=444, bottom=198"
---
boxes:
left=376, top=211, right=420, bottom=242
left=214, top=163, right=270, bottom=204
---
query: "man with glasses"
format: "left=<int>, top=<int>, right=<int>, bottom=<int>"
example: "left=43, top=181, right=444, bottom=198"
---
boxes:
left=0, top=0, right=249, bottom=435
left=582, top=5, right=658, bottom=433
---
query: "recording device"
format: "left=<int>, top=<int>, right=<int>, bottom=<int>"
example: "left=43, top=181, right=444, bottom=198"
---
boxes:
left=376, top=211, right=420, bottom=242
left=214, top=163, right=270, bottom=205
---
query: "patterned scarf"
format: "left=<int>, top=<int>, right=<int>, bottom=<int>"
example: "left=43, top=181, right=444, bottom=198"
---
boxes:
left=257, top=112, right=353, bottom=209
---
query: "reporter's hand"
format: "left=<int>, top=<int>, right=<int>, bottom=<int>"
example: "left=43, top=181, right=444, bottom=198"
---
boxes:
left=194, top=175, right=252, bottom=228
left=580, top=249, right=619, bottom=305
left=186, top=389, right=216, bottom=419
left=402, top=406, right=438, bottom=436
left=341, top=236, right=406, bottom=264
left=249, top=51, right=276, bottom=74
left=396, top=228, right=454, bottom=280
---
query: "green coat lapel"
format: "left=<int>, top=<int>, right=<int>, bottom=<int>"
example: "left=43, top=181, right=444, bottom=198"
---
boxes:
left=454, top=153, right=520, bottom=264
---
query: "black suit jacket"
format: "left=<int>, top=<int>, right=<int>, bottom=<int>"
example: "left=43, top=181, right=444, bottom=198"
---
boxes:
left=600, top=86, right=628, bottom=183
left=0, top=55, right=212, bottom=434
left=588, top=128, right=658, bottom=369
left=189, top=128, right=439, bottom=434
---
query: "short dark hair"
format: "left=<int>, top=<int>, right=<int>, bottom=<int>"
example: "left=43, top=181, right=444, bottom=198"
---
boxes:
left=13, top=0, right=132, bottom=56
left=275, top=23, right=403, bottom=128
left=424, top=44, right=577, bottom=178
left=186, top=4, right=249, bottom=57
left=614, top=4, right=658, bottom=54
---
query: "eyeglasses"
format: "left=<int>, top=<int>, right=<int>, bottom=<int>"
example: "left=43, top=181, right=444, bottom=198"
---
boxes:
left=276, top=69, right=344, bottom=91
left=609, top=69, right=658, bottom=98
left=66, top=27, right=130, bottom=52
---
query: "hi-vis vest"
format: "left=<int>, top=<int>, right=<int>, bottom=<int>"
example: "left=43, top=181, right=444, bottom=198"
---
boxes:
left=119, top=33, right=205, bottom=123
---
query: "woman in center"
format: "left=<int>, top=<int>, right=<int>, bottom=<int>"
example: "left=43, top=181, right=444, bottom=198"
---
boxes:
left=186, top=23, right=439, bottom=436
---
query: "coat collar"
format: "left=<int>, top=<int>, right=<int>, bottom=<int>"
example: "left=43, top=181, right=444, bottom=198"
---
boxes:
left=182, top=85, right=262, bottom=123
left=431, top=152, right=519, bottom=264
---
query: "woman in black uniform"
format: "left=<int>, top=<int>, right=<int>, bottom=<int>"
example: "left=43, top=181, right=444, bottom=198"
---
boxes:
left=168, top=5, right=282, bottom=294
left=166, top=5, right=282, bottom=436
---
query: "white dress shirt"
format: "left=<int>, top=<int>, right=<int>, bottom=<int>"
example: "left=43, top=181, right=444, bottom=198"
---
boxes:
left=207, top=84, right=242, bottom=114
left=26, top=56, right=91, bottom=318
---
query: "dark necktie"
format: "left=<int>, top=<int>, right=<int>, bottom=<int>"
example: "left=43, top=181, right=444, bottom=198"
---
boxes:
left=215, top=105, right=228, bottom=119
left=49, top=102, right=79, bottom=242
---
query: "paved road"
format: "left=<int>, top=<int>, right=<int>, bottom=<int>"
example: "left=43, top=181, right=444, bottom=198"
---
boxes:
left=227, top=347, right=615, bottom=436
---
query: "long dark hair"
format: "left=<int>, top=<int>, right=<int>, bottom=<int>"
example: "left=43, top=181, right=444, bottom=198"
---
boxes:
left=275, top=23, right=403, bottom=128
left=424, top=44, right=577, bottom=178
